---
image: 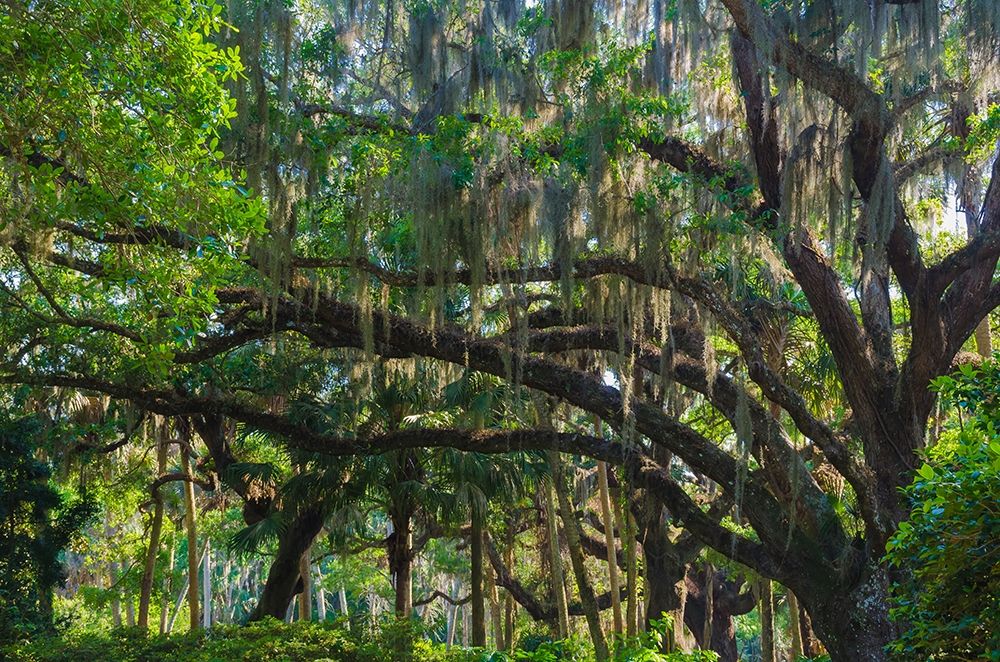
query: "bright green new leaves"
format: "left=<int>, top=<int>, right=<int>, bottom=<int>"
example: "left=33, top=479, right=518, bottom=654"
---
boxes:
left=0, top=0, right=263, bottom=380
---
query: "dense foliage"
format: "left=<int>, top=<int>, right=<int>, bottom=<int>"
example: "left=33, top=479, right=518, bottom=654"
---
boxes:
left=2, top=619, right=723, bottom=662
left=0, top=416, right=96, bottom=641
left=886, top=361, right=1000, bottom=660
left=2, top=0, right=1000, bottom=660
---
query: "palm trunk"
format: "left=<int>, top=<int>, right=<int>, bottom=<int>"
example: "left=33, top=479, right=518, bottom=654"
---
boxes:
left=550, top=451, right=609, bottom=661
left=138, top=434, right=168, bottom=628
left=181, top=444, right=200, bottom=630
left=543, top=473, right=570, bottom=638
left=596, top=458, right=623, bottom=636
left=471, top=506, right=486, bottom=646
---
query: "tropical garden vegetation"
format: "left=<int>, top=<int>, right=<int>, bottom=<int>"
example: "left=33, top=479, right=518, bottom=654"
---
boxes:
left=1, top=0, right=998, bottom=660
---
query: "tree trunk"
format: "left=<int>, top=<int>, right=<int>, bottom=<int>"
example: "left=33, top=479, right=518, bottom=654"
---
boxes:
left=788, top=590, right=803, bottom=660
left=597, top=459, right=623, bottom=636
left=249, top=507, right=324, bottom=620
left=684, top=566, right=755, bottom=662
left=160, top=530, right=175, bottom=634
left=139, top=433, right=168, bottom=628
left=339, top=586, right=349, bottom=626
left=471, top=506, right=486, bottom=646
left=487, top=562, right=502, bottom=649
left=503, top=527, right=516, bottom=651
left=543, top=477, right=570, bottom=638
left=181, top=445, right=200, bottom=631
left=760, top=579, right=775, bottom=662
left=639, top=518, right=686, bottom=630
left=316, top=563, right=327, bottom=622
left=614, top=485, right=639, bottom=638
left=298, top=546, right=312, bottom=621
left=702, top=562, right=714, bottom=649
left=551, top=451, right=609, bottom=661
left=800, top=565, right=896, bottom=662
left=388, top=506, right=414, bottom=619
left=202, top=541, right=212, bottom=628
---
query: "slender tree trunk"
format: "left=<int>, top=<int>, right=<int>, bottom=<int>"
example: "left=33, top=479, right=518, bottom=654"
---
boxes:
left=702, top=562, right=714, bottom=650
left=487, top=561, right=502, bottom=649
left=167, top=544, right=207, bottom=633
left=316, top=563, right=327, bottom=622
left=673, top=576, right=687, bottom=652
left=551, top=451, right=609, bottom=661
left=160, top=530, right=175, bottom=634
left=613, top=483, right=639, bottom=639
left=180, top=444, right=200, bottom=630
left=139, top=435, right=168, bottom=628
left=339, top=586, right=349, bottom=626
left=298, top=546, right=312, bottom=621
left=446, top=576, right=460, bottom=648
left=125, top=599, right=135, bottom=626
left=388, top=506, right=414, bottom=619
left=202, top=541, right=212, bottom=628
left=596, top=458, right=623, bottom=636
left=471, top=506, right=486, bottom=646
left=543, top=473, right=570, bottom=638
left=788, top=590, right=803, bottom=660
left=503, top=527, right=516, bottom=651
left=760, top=579, right=775, bottom=662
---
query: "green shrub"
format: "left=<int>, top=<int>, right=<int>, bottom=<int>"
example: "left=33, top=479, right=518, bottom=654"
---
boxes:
left=2, top=619, right=724, bottom=662
left=1, top=619, right=493, bottom=662
left=884, top=362, right=1000, bottom=660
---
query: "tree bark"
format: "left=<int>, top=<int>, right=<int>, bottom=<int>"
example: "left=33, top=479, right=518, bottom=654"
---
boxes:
left=684, top=565, right=755, bottom=662
left=799, top=565, right=896, bottom=662
left=702, top=562, right=714, bottom=649
left=487, top=562, right=502, bottom=649
left=613, top=481, right=639, bottom=638
left=543, top=477, right=570, bottom=638
left=760, top=578, right=775, bottom=662
left=471, top=506, right=486, bottom=646
left=202, top=540, right=212, bottom=628
left=298, top=546, right=312, bottom=621
left=181, top=443, right=200, bottom=631
left=249, top=506, right=324, bottom=620
left=503, top=526, right=516, bottom=650
left=138, top=430, right=168, bottom=628
left=388, top=506, right=414, bottom=619
left=316, top=562, right=327, bottom=621
left=597, top=458, right=623, bottom=636
left=788, top=590, right=803, bottom=660
left=551, top=451, right=609, bottom=661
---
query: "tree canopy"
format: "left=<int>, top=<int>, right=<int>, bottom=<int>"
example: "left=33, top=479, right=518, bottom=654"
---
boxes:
left=1, top=0, right=999, bottom=660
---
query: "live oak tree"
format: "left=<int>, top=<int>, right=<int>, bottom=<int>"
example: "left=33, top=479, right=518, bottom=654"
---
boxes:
left=3, top=0, right=1000, bottom=659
